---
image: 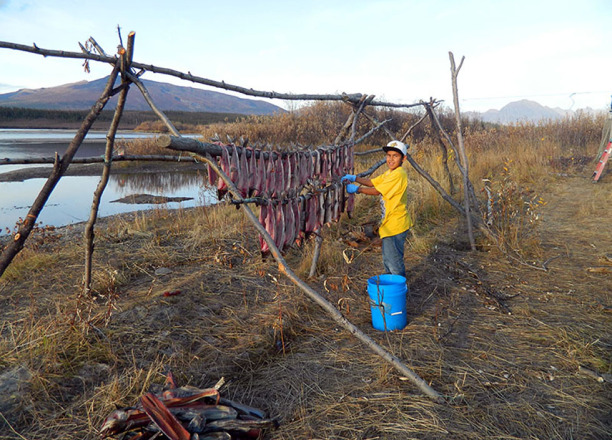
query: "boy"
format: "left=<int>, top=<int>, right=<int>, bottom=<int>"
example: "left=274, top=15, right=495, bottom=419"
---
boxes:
left=342, top=140, right=412, bottom=278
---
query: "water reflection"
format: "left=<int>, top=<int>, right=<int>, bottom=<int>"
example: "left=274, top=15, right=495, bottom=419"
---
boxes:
left=110, top=170, right=206, bottom=194
left=0, top=174, right=216, bottom=235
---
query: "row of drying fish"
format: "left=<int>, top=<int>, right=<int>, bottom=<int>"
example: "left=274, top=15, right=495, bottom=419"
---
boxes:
left=207, top=143, right=354, bottom=200
left=100, top=373, right=277, bottom=439
left=258, top=182, right=354, bottom=254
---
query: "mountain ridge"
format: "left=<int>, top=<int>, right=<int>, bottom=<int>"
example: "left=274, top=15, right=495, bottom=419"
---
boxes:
left=0, top=76, right=285, bottom=115
left=466, top=99, right=601, bottom=124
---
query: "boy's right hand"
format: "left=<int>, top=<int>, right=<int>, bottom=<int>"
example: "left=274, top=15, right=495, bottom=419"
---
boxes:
left=346, top=184, right=359, bottom=194
left=341, top=174, right=356, bottom=183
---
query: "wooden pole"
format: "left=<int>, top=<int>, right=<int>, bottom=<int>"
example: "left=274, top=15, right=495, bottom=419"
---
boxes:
left=83, top=48, right=132, bottom=294
left=448, top=52, right=476, bottom=251
left=0, top=155, right=199, bottom=167
left=0, top=40, right=436, bottom=109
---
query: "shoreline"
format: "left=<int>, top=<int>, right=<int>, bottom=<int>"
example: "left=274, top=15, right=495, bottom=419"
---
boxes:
left=0, top=161, right=206, bottom=182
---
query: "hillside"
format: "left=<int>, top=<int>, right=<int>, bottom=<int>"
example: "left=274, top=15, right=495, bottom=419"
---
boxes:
left=0, top=76, right=285, bottom=115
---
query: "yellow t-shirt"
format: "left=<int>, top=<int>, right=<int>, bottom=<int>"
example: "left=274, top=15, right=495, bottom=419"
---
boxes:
left=371, top=167, right=412, bottom=238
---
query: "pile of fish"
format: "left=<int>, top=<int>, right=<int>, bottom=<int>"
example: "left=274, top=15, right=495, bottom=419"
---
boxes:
left=206, top=142, right=355, bottom=255
left=99, top=374, right=277, bottom=439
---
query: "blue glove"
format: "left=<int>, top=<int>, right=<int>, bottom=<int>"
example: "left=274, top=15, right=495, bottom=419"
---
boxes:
left=341, top=174, right=356, bottom=183
left=346, top=184, right=359, bottom=194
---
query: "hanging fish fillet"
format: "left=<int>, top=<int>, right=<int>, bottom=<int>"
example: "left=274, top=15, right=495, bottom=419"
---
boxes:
left=304, top=196, right=315, bottom=235
left=339, top=179, right=346, bottom=215
left=296, top=152, right=303, bottom=188
left=229, top=145, right=239, bottom=185
left=265, top=203, right=276, bottom=254
left=318, top=191, right=326, bottom=228
left=237, top=146, right=249, bottom=198
left=276, top=154, right=285, bottom=199
left=332, top=183, right=340, bottom=221
left=247, top=147, right=257, bottom=197
left=330, top=148, right=338, bottom=179
left=346, top=193, right=355, bottom=218
left=295, top=197, right=305, bottom=246
left=313, top=150, right=321, bottom=178
left=337, top=146, right=344, bottom=177
left=289, top=199, right=298, bottom=247
left=284, top=201, right=294, bottom=249
left=217, top=145, right=230, bottom=200
left=265, top=154, right=275, bottom=198
left=275, top=202, right=285, bottom=251
left=284, top=154, right=292, bottom=195
left=259, top=204, right=269, bottom=256
left=303, top=153, right=310, bottom=185
left=206, top=158, right=218, bottom=188
left=324, top=187, right=332, bottom=225
left=319, top=150, right=328, bottom=184
left=253, top=150, right=265, bottom=197
left=309, top=151, right=315, bottom=182
left=291, top=153, right=299, bottom=192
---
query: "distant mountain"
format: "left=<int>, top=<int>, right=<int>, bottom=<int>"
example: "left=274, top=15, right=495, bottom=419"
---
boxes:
left=0, top=77, right=285, bottom=115
left=466, top=99, right=599, bottom=124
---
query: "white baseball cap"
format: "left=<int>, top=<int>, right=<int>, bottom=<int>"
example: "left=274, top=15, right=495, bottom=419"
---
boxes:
left=383, top=140, right=407, bottom=156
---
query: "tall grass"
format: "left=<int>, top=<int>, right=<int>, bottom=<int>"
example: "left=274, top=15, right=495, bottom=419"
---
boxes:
left=0, top=105, right=609, bottom=439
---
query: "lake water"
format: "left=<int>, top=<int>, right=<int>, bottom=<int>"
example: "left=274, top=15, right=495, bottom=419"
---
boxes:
left=0, top=129, right=216, bottom=235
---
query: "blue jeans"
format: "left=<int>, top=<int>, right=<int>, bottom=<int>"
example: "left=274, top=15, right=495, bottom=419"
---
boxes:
left=381, top=229, right=408, bottom=278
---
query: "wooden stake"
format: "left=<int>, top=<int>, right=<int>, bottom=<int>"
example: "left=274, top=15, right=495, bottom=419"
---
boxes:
left=83, top=75, right=130, bottom=294
left=449, top=52, right=476, bottom=251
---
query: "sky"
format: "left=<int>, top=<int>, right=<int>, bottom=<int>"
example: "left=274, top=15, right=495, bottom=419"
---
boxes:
left=0, top=0, right=611, bottom=113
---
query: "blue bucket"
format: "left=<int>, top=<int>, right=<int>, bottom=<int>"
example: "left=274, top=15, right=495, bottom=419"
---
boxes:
left=367, top=274, right=407, bottom=331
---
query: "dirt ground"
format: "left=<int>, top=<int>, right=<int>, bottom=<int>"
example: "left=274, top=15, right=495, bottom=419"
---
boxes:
left=0, top=168, right=610, bottom=439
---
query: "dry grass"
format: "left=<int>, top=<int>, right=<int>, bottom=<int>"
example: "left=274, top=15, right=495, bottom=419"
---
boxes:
left=0, top=110, right=611, bottom=439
